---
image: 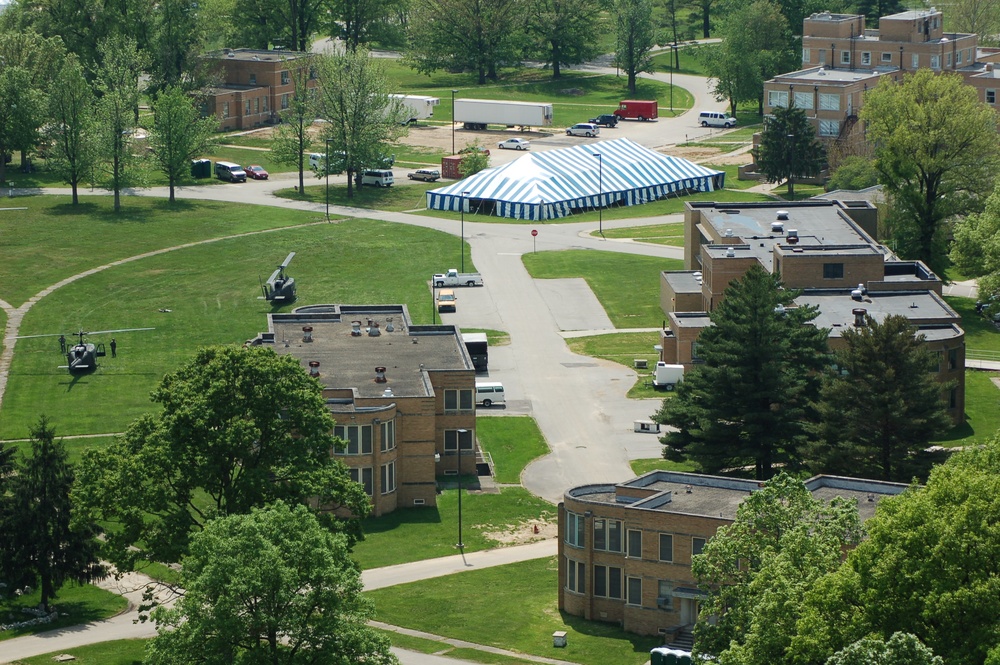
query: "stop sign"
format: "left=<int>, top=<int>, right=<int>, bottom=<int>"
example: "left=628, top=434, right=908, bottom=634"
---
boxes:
left=531, top=229, right=538, bottom=237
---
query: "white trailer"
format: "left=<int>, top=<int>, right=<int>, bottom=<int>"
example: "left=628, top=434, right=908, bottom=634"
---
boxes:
left=390, top=94, right=440, bottom=124
left=454, top=99, right=554, bottom=130
left=653, top=362, right=684, bottom=390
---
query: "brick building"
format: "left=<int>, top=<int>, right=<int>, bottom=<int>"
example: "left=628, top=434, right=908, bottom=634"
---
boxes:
left=558, top=471, right=908, bottom=640
left=202, top=48, right=317, bottom=131
left=760, top=9, right=1000, bottom=142
left=658, top=200, right=965, bottom=421
left=248, top=304, right=478, bottom=517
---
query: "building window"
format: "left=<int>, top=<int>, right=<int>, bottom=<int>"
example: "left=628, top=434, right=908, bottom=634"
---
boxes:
left=281, top=70, right=290, bottom=84
left=946, top=52, right=952, bottom=67
left=692, top=537, right=707, bottom=558
left=793, top=91, right=814, bottom=110
left=948, top=348, right=959, bottom=371
left=627, top=529, right=642, bottom=558
left=380, top=461, right=396, bottom=493
left=444, top=429, right=474, bottom=452
left=263, top=96, right=268, bottom=112
left=594, top=518, right=623, bottom=552
left=823, top=263, right=844, bottom=279
left=802, top=48, right=810, bottom=63
left=626, top=576, right=642, bottom=606
left=861, top=52, right=871, bottom=65
left=222, top=101, right=230, bottom=118
left=281, top=94, right=289, bottom=110
left=445, top=389, right=474, bottom=412
left=819, top=119, right=840, bottom=137
left=931, top=55, right=940, bottom=69
left=245, top=99, right=251, bottom=115
left=912, top=54, right=919, bottom=69
left=334, top=425, right=373, bottom=455
left=819, top=50, right=826, bottom=65
left=840, top=51, right=851, bottom=65
left=254, top=98, right=260, bottom=113
left=380, top=420, right=396, bottom=452
left=987, top=89, right=997, bottom=105
left=566, top=512, right=585, bottom=547
left=691, top=341, right=703, bottom=362
left=659, top=534, right=674, bottom=562
left=767, top=90, right=789, bottom=108
left=309, top=66, right=318, bottom=80
left=881, top=51, right=893, bottom=63
left=657, top=580, right=674, bottom=610
left=249, top=73, right=256, bottom=85
left=594, top=565, right=623, bottom=598
left=818, top=93, right=840, bottom=111
left=567, top=558, right=585, bottom=593
left=957, top=49, right=963, bottom=65
left=349, top=467, right=373, bottom=496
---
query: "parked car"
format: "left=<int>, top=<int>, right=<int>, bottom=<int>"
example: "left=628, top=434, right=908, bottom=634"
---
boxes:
left=566, top=123, right=600, bottom=137
left=498, top=138, right=531, bottom=150
left=436, top=289, right=457, bottom=312
left=589, top=114, right=619, bottom=127
left=698, top=111, right=738, bottom=128
left=245, top=165, right=269, bottom=180
left=459, top=145, right=491, bottom=156
left=214, top=161, right=246, bottom=183
left=361, top=169, right=394, bottom=187
left=408, top=168, right=441, bottom=182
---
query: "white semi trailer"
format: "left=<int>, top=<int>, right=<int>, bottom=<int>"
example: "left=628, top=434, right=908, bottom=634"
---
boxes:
left=454, top=99, right=554, bottom=130
left=389, top=95, right=441, bottom=124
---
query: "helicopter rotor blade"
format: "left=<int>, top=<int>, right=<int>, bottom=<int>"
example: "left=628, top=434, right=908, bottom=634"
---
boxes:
left=15, top=332, right=71, bottom=339
left=80, top=327, right=156, bottom=335
left=17, top=327, right=155, bottom=339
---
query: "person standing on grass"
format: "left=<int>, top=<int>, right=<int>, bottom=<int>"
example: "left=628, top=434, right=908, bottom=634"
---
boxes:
left=110, top=338, right=117, bottom=358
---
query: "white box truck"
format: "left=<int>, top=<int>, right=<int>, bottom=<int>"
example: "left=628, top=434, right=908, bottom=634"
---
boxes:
left=653, top=362, right=684, bottom=390
left=454, top=99, right=554, bottom=130
left=390, top=94, right=440, bottom=124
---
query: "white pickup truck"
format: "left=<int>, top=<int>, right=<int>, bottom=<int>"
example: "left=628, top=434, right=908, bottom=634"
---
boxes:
left=432, top=269, right=484, bottom=287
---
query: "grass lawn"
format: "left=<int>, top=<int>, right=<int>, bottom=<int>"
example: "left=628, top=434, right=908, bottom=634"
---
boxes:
left=522, top=250, right=683, bottom=328
left=934, top=370, right=1000, bottom=446
left=945, top=296, right=1000, bottom=353
left=275, top=180, right=440, bottom=211
left=381, top=65, right=693, bottom=126
left=475, top=416, right=549, bottom=484
left=8, top=435, right=120, bottom=466
left=1, top=215, right=475, bottom=439
left=420, top=189, right=772, bottom=225
left=651, top=43, right=718, bottom=77
left=705, top=164, right=759, bottom=191
left=565, top=332, right=666, bottom=398
left=351, top=487, right=556, bottom=569
left=13, top=639, right=149, bottom=665
left=630, top=457, right=698, bottom=476
left=374, top=629, right=555, bottom=665
left=365, top=557, right=659, bottom=665
left=0, top=584, right=128, bottom=642
left=595, top=222, right=684, bottom=246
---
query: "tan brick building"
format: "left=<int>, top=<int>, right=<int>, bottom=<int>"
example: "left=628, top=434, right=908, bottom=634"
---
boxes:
left=558, top=471, right=908, bottom=640
left=202, top=49, right=317, bottom=131
left=249, top=304, right=477, bottom=517
left=659, top=200, right=965, bottom=421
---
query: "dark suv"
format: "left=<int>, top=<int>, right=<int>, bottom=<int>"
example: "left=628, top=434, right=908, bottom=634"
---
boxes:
left=589, top=114, right=619, bottom=127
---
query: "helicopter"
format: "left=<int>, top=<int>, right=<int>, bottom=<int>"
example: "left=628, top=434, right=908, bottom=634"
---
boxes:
left=15, top=328, right=155, bottom=374
left=260, top=252, right=297, bottom=302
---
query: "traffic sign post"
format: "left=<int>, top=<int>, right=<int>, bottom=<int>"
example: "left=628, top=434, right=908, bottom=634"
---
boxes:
left=531, top=229, right=538, bottom=253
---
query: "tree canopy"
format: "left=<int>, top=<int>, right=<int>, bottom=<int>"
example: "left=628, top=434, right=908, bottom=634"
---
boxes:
left=653, top=264, right=830, bottom=479
left=754, top=104, right=826, bottom=197
left=950, top=181, right=1000, bottom=317
left=860, top=69, right=1000, bottom=275
left=806, top=314, right=952, bottom=481
left=148, top=85, right=217, bottom=203
left=613, top=0, right=655, bottom=94
left=74, top=345, right=370, bottom=573
left=145, top=501, right=398, bottom=665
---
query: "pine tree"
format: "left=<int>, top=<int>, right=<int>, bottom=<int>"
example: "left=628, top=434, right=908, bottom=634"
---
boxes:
left=754, top=105, right=826, bottom=198
left=806, top=314, right=952, bottom=481
left=653, top=265, right=830, bottom=479
left=6, top=417, right=104, bottom=612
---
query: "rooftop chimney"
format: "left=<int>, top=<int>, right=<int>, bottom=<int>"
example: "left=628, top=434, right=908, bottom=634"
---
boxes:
left=302, top=326, right=313, bottom=342
left=375, top=366, right=387, bottom=383
left=308, top=360, right=320, bottom=377
left=853, top=308, right=867, bottom=327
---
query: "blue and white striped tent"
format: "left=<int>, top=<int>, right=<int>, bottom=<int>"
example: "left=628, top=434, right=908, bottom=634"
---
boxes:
left=426, top=138, right=725, bottom=221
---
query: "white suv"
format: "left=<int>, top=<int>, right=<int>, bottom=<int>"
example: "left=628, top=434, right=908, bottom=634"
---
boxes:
left=566, top=123, right=600, bottom=137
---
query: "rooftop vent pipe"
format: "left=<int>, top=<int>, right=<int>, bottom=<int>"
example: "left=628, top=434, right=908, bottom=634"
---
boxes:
left=351, top=321, right=362, bottom=336
left=308, top=361, right=320, bottom=377
left=726, top=247, right=736, bottom=258
left=375, top=366, right=387, bottom=383
left=852, top=308, right=867, bottom=327
left=302, top=326, right=313, bottom=342
left=368, top=322, right=381, bottom=337
left=776, top=210, right=789, bottom=220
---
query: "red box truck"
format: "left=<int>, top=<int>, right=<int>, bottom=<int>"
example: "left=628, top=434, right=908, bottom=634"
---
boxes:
left=613, top=100, right=658, bottom=121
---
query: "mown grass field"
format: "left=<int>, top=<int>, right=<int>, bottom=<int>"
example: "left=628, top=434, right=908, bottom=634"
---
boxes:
left=275, top=180, right=440, bottom=211
left=475, top=416, right=549, bottom=484
left=13, top=640, right=148, bottom=665
left=0, top=584, right=128, bottom=642
left=596, top=221, right=685, bottom=245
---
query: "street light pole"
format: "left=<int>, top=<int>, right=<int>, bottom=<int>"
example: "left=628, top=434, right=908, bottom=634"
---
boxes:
left=670, top=43, right=676, bottom=113
left=461, top=191, right=470, bottom=272
left=452, top=89, right=458, bottom=155
left=456, top=428, right=468, bottom=549
left=593, top=152, right=603, bottom=238
left=325, top=137, right=332, bottom=221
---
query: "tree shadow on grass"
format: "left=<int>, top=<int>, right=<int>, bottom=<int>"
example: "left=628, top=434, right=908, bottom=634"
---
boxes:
left=0, top=593, right=127, bottom=640
left=558, top=610, right=662, bottom=654
left=361, top=506, right=443, bottom=536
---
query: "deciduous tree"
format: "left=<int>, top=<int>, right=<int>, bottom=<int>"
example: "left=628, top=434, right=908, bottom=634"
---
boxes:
left=145, top=502, right=398, bottom=665
left=74, top=346, right=370, bottom=573
left=0, top=66, right=45, bottom=184
left=692, top=473, right=862, bottom=664
left=526, top=0, right=603, bottom=78
left=945, top=0, right=1000, bottom=44
left=3, top=417, right=104, bottom=613
left=827, top=632, right=943, bottom=665
left=46, top=55, right=95, bottom=205
left=613, top=0, right=655, bottom=94
left=806, top=314, right=952, bottom=482
left=149, top=86, right=217, bottom=203
left=270, top=67, right=316, bottom=194
left=653, top=264, right=830, bottom=479
left=755, top=105, right=826, bottom=197
left=860, top=69, right=1000, bottom=275
left=950, top=182, right=1000, bottom=318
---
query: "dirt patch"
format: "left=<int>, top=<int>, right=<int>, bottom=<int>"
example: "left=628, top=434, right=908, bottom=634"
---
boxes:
left=663, top=145, right=751, bottom=165
left=483, top=518, right=558, bottom=545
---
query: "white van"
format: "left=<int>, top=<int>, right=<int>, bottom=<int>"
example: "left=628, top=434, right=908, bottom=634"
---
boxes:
left=475, top=382, right=505, bottom=407
left=361, top=169, right=394, bottom=187
left=215, top=161, right=246, bottom=182
left=698, top=111, right=737, bottom=128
